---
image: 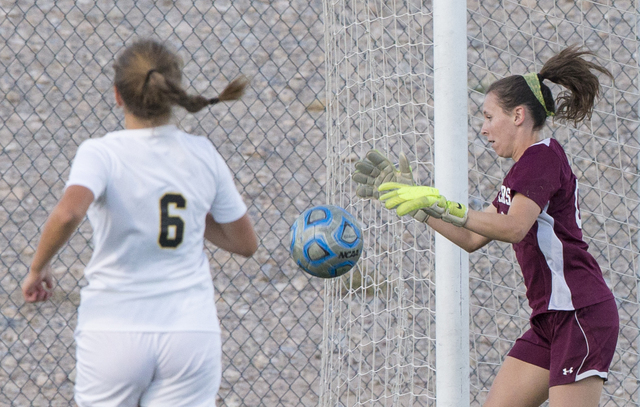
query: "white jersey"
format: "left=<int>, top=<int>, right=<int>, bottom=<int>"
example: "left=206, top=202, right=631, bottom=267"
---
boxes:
left=66, top=125, right=247, bottom=333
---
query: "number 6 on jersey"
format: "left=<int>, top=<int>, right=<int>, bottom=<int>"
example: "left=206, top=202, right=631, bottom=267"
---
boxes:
left=159, top=193, right=186, bottom=248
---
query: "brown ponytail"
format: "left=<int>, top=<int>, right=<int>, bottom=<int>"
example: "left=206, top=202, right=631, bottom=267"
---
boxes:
left=487, top=45, right=612, bottom=130
left=538, top=46, right=612, bottom=125
left=114, top=39, right=248, bottom=122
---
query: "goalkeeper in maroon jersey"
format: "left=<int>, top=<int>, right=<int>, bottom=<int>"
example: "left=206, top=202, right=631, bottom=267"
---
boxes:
left=353, top=46, right=618, bottom=407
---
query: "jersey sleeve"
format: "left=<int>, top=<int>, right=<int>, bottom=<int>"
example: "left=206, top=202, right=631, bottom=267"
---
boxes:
left=509, top=145, right=562, bottom=210
left=66, top=140, right=110, bottom=200
left=209, top=149, right=248, bottom=223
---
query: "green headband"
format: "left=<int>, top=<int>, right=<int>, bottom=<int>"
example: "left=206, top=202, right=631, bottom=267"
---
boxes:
left=523, top=72, right=555, bottom=117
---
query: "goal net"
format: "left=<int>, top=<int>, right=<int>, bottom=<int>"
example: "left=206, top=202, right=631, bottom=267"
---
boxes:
left=321, top=0, right=640, bottom=405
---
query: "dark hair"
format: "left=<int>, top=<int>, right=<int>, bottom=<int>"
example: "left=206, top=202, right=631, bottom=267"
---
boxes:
left=486, top=45, right=612, bottom=130
left=113, top=39, right=248, bottom=121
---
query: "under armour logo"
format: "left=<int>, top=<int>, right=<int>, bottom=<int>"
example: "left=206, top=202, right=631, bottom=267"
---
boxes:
left=562, top=367, right=574, bottom=375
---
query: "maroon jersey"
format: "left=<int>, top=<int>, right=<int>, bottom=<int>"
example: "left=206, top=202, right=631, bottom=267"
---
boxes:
left=492, top=138, right=614, bottom=317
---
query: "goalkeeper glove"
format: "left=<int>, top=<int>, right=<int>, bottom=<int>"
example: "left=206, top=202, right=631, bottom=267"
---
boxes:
left=441, top=200, right=468, bottom=227
left=352, top=150, right=414, bottom=199
left=378, top=182, right=468, bottom=227
left=352, top=150, right=430, bottom=222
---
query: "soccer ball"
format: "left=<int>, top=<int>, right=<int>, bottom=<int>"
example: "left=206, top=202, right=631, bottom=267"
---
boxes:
left=290, top=205, right=363, bottom=279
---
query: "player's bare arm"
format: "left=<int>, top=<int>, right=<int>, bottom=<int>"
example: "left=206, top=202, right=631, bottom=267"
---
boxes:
left=417, top=192, right=539, bottom=252
left=23, top=185, right=94, bottom=303
left=423, top=205, right=495, bottom=253
left=462, top=193, right=540, bottom=244
left=204, top=212, right=258, bottom=258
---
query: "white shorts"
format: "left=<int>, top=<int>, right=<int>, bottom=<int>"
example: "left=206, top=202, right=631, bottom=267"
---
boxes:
left=74, top=331, right=221, bottom=407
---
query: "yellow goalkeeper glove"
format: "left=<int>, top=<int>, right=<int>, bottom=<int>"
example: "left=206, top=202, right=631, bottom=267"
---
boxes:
left=378, top=182, right=468, bottom=227
left=441, top=200, right=468, bottom=227
left=352, top=150, right=430, bottom=222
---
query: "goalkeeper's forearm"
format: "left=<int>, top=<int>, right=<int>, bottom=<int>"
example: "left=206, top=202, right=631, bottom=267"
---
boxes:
left=424, top=214, right=491, bottom=253
left=426, top=205, right=537, bottom=252
left=463, top=193, right=541, bottom=244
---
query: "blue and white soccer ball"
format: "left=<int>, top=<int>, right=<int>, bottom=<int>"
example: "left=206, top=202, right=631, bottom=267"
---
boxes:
left=290, top=205, right=363, bottom=279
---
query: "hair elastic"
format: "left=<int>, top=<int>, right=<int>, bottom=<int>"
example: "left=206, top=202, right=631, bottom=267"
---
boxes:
left=143, top=69, right=158, bottom=88
left=523, top=72, right=555, bottom=117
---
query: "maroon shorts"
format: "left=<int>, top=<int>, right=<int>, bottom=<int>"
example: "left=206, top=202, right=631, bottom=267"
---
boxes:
left=508, top=298, right=618, bottom=387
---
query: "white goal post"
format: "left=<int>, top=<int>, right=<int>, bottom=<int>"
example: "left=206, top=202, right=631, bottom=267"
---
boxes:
left=321, top=1, right=640, bottom=406
left=433, top=0, right=469, bottom=406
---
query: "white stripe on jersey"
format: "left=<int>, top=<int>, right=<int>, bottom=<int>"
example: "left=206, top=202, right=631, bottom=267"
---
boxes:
left=536, top=203, right=575, bottom=311
left=532, top=138, right=551, bottom=147
left=574, top=179, right=582, bottom=229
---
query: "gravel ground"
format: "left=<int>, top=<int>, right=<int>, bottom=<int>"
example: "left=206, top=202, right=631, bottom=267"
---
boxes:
left=1, top=0, right=326, bottom=405
left=320, top=1, right=640, bottom=406
left=1, top=0, right=639, bottom=406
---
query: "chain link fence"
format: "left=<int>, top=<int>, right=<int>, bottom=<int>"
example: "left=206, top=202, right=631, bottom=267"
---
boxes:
left=466, top=1, right=639, bottom=404
left=321, top=0, right=639, bottom=406
left=2, top=0, right=640, bottom=406
left=1, top=0, right=326, bottom=405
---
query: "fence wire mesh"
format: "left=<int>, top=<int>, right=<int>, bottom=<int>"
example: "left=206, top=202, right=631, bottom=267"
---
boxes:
left=321, top=0, right=639, bottom=406
left=467, top=1, right=640, bottom=405
left=1, top=0, right=640, bottom=406
left=1, top=0, right=326, bottom=405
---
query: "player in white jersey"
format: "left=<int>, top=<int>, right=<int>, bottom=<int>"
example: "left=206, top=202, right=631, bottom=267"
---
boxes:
left=353, top=47, right=618, bottom=407
left=22, top=39, right=258, bottom=406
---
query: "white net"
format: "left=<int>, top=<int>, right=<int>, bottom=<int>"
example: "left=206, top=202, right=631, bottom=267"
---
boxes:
left=322, top=0, right=436, bottom=405
left=322, top=0, right=640, bottom=406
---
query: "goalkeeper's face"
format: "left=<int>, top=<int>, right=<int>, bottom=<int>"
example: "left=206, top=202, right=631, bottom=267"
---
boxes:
left=481, top=92, right=517, bottom=158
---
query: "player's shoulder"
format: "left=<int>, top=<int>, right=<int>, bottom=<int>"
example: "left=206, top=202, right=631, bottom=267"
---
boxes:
left=521, top=138, right=567, bottom=163
left=176, top=129, right=215, bottom=148
left=175, top=129, right=221, bottom=158
left=526, top=137, right=554, bottom=152
left=80, top=129, right=133, bottom=148
left=76, top=134, right=114, bottom=155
